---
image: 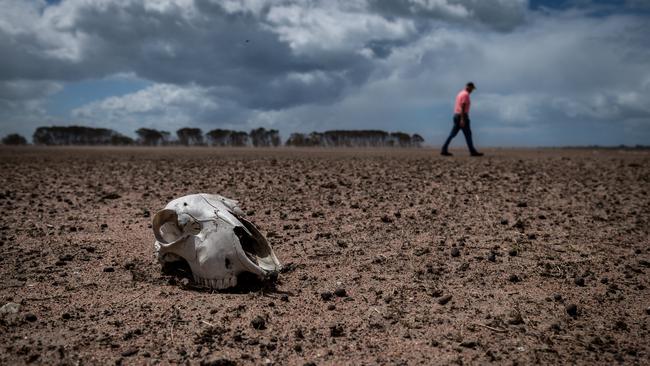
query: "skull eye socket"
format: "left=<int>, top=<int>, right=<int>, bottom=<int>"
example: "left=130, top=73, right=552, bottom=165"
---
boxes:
left=233, top=217, right=278, bottom=272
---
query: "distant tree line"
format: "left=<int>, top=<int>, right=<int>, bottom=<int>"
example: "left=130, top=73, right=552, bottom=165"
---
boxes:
left=286, top=130, right=424, bottom=147
left=1, top=125, right=426, bottom=147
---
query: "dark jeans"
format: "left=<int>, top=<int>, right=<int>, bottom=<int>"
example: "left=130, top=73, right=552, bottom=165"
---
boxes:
left=441, top=113, right=478, bottom=154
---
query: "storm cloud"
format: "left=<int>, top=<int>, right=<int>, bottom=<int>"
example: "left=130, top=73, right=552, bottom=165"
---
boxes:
left=1, top=0, right=649, bottom=145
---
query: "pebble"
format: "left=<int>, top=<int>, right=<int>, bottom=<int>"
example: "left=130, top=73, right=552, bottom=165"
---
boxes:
left=645, top=307, right=650, bottom=315
left=508, top=248, right=518, bottom=257
left=509, top=274, right=521, bottom=283
left=487, top=252, right=496, bottom=262
left=553, top=293, right=563, bottom=302
left=0, top=302, right=20, bottom=314
left=566, top=303, right=578, bottom=318
left=25, top=313, right=38, bottom=322
left=329, top=324, right=344, bottom=337
left=320, top=291, right=333, bottom=301
left=451, top=248, right=460, bottom=257
left=574, top=277, right=585, bottom=287
left=251, top=316, right=266, bottom=330
left=460, top=340, right=478, bottom=348
left=500, top=219, right=509, bottom=225
left=334, top=288, right=347, bottom=297
left=438, top=295, right=452, bottom=305
left=327, top=304, right=336, bottom=311
left=121, top=348, right=138, bottom=357
left=103, top=267, right=115, bottom=273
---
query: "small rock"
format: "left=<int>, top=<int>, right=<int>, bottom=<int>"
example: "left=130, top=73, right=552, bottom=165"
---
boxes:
left=102, top=192, right=121, bottom=200
left=500, top=219, right=509, bottom=225
left=509, top=274, right=521, bottom=283
left=508, top=248, right=518, bottom=257
left=25, top=313, right=37, bottom=322
left=645, top=307, right=650, bottom=315
left=280, top=294, right=289, bottom=302
left=200, top=358, right=237, bottom=366
left=566, top=303, right=578, bottom=318
left=600, top=277, right=609, bottom=284
left=61, top=313, right=71, bottom=320
left=121, top=348, right=138, bottom=357
left=517, top=202, right=528, bottom=208
left=320, top=291, right=333, bottom=301
left=553, top=293, right=563, bottom=302
left=251, top=316, right=266, bottom=330
left=460, top=340, right=478, bottom=348
left=438, top=295, right=452, bottom=305
left=574, top=277, right=585, bottom=287
left=451, top=248, right=460, bottom=257
left=0, top=302, right=20, bottom=314
left=329, top=324, right=344, bottom=337
left=508, top=313, right=524, bottom=325
left=179, top=278, right=190, bottom=287
left=142, top=209, right=150, bottom=218
left=103, top=267, right=114, bottom=273
left=380, top=215, right=393, bottom=223
left=327, top=304, right=336, bottom=311
left=487, top=252, right=496, bottom=262
left=334, top=288, right=347, bottom=297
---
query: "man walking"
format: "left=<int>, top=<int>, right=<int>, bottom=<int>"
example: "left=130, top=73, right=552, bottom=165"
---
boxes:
left=441, top=82, right=483, bottom=157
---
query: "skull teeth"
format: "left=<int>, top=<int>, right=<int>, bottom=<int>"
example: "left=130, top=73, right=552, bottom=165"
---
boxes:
left=192, top=275, right=237, bottom=289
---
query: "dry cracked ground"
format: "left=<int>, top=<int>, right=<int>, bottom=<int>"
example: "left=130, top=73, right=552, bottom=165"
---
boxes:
left=0, top=146, right=649, bottom=365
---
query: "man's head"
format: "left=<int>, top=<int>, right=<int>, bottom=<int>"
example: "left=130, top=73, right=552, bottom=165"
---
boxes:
left=465, top=82, right=476, bottom=93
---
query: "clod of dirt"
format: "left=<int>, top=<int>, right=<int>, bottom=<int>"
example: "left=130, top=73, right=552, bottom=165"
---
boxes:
left=487, top=252, right=496, bottom=262
left=0, top=302, right=20, bottom=314
left=508, top=312, right=524, bottom=325
left=101, top=192, right=121, bottom=200
left=320, top=291, right=333, bottom=301
left=451, top=248, right=461, bottom=257
left=566, top=304, right=579, bottom=318
left=121, top=348, right=138, bottom=357
left=200, top=358, right=237, bottom=366
left=574, top=277, right=586, bottom=287
left=334, top=288, right=347, bottom=297
left=460, top=340, right=478, bottom=348
left=330, top=324, right=344, bottom=337
left=251, top=316, right=266, bottom=330
left=509, top=274, right=521, bottom=283
left=438, top=295, right=452, bottom=305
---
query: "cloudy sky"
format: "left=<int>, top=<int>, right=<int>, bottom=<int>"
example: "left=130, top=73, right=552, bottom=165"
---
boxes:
left=1, top=0, right=649, bottom=146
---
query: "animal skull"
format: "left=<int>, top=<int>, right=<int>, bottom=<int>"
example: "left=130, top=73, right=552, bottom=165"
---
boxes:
left=153, top=194, right=281, bottom=289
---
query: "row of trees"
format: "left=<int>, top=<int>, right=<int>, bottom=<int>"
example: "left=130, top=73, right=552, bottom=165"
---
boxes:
left=286, top=130, right=424, bottom=148
left=1, top=125, right=425, bottom=147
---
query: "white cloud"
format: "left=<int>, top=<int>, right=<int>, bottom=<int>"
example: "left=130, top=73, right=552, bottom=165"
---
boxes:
left=71, top=83, right=220, bottom=134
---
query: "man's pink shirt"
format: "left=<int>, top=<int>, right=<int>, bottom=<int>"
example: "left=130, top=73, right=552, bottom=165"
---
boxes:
left=454, top=89, right=470, bottom=114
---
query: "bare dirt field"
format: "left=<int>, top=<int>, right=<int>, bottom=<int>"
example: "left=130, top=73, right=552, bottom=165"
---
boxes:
left=1, top=146, right=648, bottom=365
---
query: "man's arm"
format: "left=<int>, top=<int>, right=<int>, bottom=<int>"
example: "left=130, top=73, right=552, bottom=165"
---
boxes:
left=459, top=102, right=468, bottom=128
